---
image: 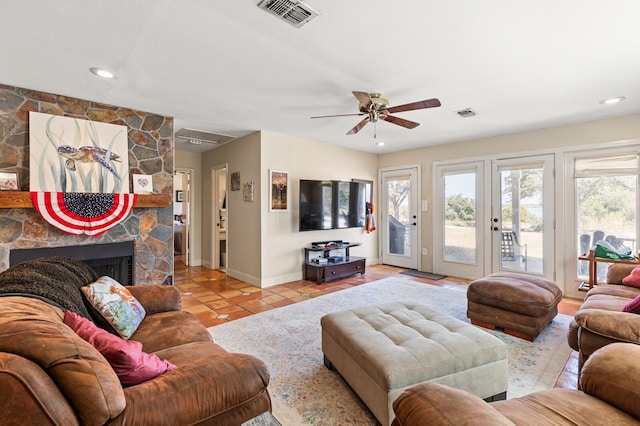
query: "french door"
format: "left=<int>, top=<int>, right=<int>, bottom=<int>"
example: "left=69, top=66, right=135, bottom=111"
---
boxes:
left=433, top=161, right=486, bottom=278
left=380, top=167, right=419, bottom=269
left=491, top=155, right=554, bottom=279
left=434, top=155, right=554, bottom=280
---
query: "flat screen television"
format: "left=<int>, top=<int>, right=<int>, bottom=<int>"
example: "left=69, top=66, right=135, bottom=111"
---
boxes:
left=299, top=180, right=367, bottom=231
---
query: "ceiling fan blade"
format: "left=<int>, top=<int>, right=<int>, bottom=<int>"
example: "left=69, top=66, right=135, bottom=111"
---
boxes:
left=382, top=114, right=420, bottom=129
left=347, top=116, right=370, bottom=135
left=386, top=98, right=441, bottom=114
left=310, top=113, right=364, bottom=119
left=352, top=91, right=373, bottom=107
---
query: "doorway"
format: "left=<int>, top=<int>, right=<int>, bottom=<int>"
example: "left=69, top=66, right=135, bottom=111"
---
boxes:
left=174, top=170, right=192, bottom=266
left=380, top=166, right=419, bottom=269
left=211, top=164, right=228, bottom=271
left=491, top=155, right=554, bottom=278
left=433, top=161, right=486, bottom=279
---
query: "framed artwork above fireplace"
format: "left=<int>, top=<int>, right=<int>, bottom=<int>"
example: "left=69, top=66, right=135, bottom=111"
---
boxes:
left=28, top=112, right=129, bottom=194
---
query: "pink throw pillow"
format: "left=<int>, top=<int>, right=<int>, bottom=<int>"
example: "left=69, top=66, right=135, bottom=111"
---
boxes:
left=623, top=295, right=640, bottom=314
left=622, top=266, right=640, bottom=288
left=64, top=311, right=176, bottom=386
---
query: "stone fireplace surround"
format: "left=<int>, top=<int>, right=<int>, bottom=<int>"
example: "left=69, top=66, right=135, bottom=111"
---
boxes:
left=0, top=84, right=175, bottom=285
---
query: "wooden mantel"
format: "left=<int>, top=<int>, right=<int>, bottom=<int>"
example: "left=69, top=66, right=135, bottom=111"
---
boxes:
left=0, top=192, right=171, bottom=209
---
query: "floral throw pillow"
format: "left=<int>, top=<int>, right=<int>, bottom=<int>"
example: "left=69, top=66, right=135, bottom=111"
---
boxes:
left=81, top=276, right=146, bottom=339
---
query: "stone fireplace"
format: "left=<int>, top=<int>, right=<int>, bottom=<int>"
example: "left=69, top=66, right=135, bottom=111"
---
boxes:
left=0, top=84, right=175, bottom=285
left=10, top=241, right=135, bottom=285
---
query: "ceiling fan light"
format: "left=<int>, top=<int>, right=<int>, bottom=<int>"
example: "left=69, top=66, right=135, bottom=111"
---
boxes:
left=599, top=96, right=626, bottom=105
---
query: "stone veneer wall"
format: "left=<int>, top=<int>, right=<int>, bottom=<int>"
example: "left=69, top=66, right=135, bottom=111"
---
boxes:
left=0, top=84, right=175, bottom=285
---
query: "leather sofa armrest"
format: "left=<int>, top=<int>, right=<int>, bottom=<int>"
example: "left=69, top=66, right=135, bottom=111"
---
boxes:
left=575, top=308, right=640, bottom=343
left=125, top=285, right=181, bottom=314
left=116, top=351, right=271, bottom=425
left=0, top=352, right=80, bottom=425
left=567, top=319, right=580, bottom=351
left=580, top=342, right=640, bottom=419
left=392, top=382, right=515, bottom=426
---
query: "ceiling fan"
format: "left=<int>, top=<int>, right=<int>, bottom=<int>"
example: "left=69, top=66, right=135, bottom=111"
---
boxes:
left=311, top=91, right=441, bottom=135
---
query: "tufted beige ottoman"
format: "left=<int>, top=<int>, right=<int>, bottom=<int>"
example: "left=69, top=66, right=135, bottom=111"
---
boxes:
left=467, top=272, right=562, bottom=342
left=320, top=301, right=508, bottom=426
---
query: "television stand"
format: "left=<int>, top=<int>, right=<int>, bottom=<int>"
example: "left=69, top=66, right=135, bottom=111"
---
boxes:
left=304, top=240, right=366, bottom=284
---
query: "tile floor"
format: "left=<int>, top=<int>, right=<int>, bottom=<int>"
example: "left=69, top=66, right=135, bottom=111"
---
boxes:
left=174, top=260, right=581, bottom=389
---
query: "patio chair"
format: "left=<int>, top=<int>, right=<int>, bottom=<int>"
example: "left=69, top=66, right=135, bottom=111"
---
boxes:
left=501, top=231, right=527, bottom=270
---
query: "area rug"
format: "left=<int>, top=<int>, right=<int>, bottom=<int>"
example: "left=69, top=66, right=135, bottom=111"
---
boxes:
left=209, top=277, right=573, bottom=426
left=400, top=269, right=446, bottom=280
left=242, top=412, right=282, bottom=426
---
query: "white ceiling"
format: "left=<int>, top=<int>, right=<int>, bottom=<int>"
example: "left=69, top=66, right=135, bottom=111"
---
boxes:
left=2, top=1, right=640, bottom=154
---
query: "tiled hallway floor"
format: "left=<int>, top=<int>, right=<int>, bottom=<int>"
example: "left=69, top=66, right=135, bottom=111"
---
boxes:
left=174, top=261, right=581, bottom=389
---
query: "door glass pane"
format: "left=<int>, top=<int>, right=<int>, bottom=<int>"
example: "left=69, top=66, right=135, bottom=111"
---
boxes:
left=576, top=174, right=637, bottom=282
left=499, top=167, right=543, bottom=274
left=443, top=173, right=477, bottom=263
left=386, top=177, right=410, bottom=255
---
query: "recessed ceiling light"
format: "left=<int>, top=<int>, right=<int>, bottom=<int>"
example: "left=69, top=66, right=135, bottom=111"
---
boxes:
left=599, top=96, right=626, bottom=105
left=89, top=67, right=116, bottom=79
left=376, top=141, right=385, bottom=147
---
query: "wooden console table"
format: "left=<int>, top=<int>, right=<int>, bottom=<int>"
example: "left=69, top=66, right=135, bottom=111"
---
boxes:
left=304, top=241, right=365, bottom=284
left=578, top=249, right=640, bottom=291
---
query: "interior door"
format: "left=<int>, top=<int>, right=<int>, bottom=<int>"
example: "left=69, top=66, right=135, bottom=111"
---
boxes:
left=433, top=161, right=486, bottom=279
left=491, top=155, right=554, bottom=279
left=380, top=167, right=419, bottom=269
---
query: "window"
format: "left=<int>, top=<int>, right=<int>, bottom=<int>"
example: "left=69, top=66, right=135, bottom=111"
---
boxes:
left=575, top=154, right=638, bottom=282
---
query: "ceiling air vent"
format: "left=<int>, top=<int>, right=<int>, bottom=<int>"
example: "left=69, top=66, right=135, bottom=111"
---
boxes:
left=455, top=108, right=478, bottom=118
left=175, top=128, right=236, bottom=146
left=258, top=0, right=320, bottom=28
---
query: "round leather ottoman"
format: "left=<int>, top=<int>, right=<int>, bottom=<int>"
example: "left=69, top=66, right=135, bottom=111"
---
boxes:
left=467, top=272, right=562, bottom=341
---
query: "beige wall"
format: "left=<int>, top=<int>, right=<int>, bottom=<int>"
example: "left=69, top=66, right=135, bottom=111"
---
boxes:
left=259, top=131, right=378, bottom=286
left=199, top=131, right=378, bottom=287
left=202, top=133, right=262, bottom=284
left=378, top=113, right=640, bottom=278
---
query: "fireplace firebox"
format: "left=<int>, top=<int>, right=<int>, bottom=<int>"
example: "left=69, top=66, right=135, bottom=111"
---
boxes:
left=9, top=241, right=135, bottom=285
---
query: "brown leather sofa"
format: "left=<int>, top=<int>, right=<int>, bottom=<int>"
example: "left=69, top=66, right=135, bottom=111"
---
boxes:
left=392, top=342, right=640, bottom=425
left=568, top=263, right=640, bottom=372
left=0, top=257, right=271, bottom=425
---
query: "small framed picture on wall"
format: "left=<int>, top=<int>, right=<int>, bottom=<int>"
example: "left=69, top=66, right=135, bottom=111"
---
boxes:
left=132, top=174, right=153, bottom=194
left=243, top=181, right=254, bottom=202
left=0, top=171, right=19, bottom=191
left=176, top=190, right=183, bottom=202
left=230, top=172, right=240, bottom=191
left=270, top=169, right=288, bottom=212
